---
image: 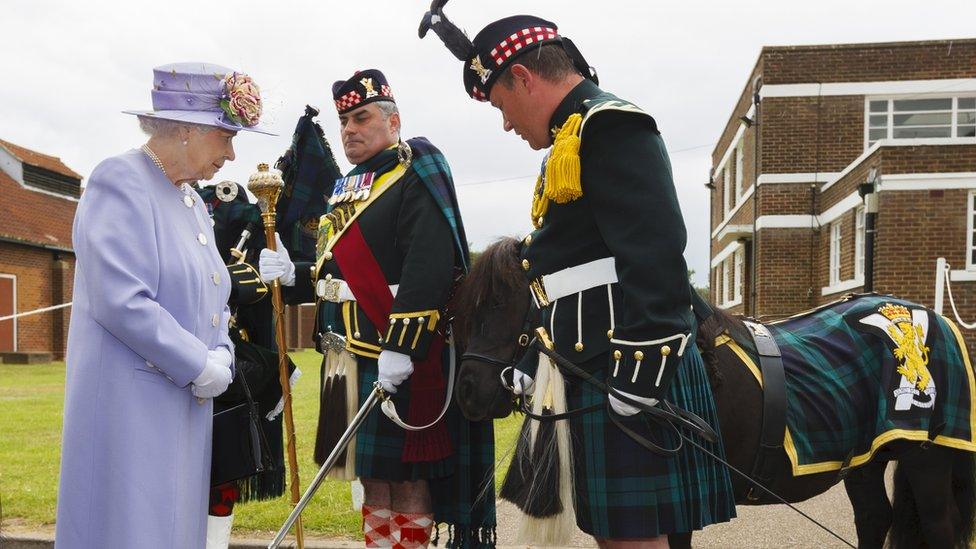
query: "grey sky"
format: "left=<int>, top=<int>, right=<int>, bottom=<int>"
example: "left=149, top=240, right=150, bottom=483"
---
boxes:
left=2, top=0, right=973, bottom=285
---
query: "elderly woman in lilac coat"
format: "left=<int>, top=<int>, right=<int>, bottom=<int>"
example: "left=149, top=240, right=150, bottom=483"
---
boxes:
left=55, top=63, right=272, bottom=549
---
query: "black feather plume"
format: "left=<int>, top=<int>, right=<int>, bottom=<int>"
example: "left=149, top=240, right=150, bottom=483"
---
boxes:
left=418, top=0, right=474, bottom=62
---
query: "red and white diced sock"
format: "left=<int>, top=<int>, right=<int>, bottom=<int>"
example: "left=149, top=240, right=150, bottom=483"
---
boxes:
left=362, top=505, right=393, bottom=548
left=391, top=511, right=433, bottom=549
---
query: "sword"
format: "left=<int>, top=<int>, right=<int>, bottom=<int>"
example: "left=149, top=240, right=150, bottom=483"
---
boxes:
left=268, top=385, right=384, bottom=549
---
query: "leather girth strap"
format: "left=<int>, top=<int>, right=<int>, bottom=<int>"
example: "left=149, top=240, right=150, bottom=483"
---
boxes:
left=743, top=320, right=787, bottom=501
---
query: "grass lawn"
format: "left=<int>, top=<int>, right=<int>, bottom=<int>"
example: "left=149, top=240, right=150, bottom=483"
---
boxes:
left=0, top=351, right=521, bottom=539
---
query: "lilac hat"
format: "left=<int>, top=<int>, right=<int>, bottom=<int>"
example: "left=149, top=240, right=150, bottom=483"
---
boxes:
left=124, top=62, right=274, bottom=135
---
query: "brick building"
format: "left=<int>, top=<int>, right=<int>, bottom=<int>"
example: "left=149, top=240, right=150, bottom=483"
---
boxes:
left=0, top=138, right=81, bottom=361
left=708, top=39, right=976, bottom=348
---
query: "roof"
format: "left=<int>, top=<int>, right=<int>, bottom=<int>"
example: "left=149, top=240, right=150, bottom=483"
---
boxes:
left=0, top=138, right=83, bottom=180
left=0, top=161, right=78, bottom=252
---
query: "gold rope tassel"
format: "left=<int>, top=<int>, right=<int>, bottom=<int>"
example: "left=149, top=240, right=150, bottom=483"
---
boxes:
left=543, top=113, right=584, bottom=204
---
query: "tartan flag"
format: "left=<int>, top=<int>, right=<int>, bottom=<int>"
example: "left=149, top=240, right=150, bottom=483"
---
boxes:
left=274, top=105, right=343, bottom=262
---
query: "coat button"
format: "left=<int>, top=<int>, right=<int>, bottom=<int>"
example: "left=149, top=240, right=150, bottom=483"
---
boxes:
left=183, top=195, right=194, bottom=208
left=197, top=233, right=207, bottom=246
left=574, top=342, right=584, bottom=352
left=323, top=251, right=333, bottom=261
left=211, top=272, right=220, bottom=285
left=211, top=314, right=219, bottom=327
left=521, top=259, right=530, bottom=271
left=524, top=234, right=533, bottom=245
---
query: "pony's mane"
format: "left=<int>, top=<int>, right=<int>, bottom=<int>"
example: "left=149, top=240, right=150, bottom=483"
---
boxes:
left=695, top=302, right=752, bottom=387
left=453, top=237, right=525, bottom=348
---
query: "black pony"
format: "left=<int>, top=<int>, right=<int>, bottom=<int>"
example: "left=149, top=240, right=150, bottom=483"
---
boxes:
left=453, top=237, right=976, bottom=549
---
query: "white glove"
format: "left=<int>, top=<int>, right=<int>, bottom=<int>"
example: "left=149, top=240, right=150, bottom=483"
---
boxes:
left=191, top=347, right=233, bottom=398
left=608, top=389, right=658, bottom=417
left=377, top=350, right=414, bottom=394
left=259, top=233, right=296, bottom=286
left=512, top=369, right=535, bottom=396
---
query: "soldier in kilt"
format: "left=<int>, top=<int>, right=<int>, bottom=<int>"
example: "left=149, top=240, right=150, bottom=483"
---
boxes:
left=195, top=181, right=292, bottom=548
left=422, top=13, right=736, bottom=546
left=259, top=70, right=496, bottom=548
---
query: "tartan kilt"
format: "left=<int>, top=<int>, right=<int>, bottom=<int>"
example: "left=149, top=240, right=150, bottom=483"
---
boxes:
left=354, top=355, right=453, bottom=481
left=353, top=353, right=498, bottom=543
left=568, top=345, right=736, bottom=538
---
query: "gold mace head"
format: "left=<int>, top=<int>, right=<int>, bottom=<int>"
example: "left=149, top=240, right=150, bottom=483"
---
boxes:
left=247, top=162, right=284, bottom=214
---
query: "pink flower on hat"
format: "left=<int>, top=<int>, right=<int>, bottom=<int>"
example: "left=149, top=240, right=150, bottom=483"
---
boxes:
left=220, top=72, right=262, bottom=127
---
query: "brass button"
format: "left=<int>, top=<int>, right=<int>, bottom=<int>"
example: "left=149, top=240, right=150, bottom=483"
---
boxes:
left=211, top=314, right=219, bottom=327
left=377, top=337, right=385, bottom=344
left=613, top=350, right=622, bottom=360
left=574, top=342, right=583, bottom=352
left=354, top=331, right=361, bottom=338
left=390, top=318, right=396, bottom=325
left=634, top=350, right=644, bottom=361
left=324, top=251, right=333, bottom=261
left=607, top=329, right=614, bottom=339
left=524, top=234, right=533, bottom=245
left=536, top=216, right=544, bottom=226
left=197, top=233, right=207, bottom=246
left=661, top=345, right=671, bottom=356
left=403, top=318, right=410, bottom=325
left=521, top=259, right=530, bottom=271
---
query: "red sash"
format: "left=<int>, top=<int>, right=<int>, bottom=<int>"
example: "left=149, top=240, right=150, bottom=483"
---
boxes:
left=332, top=222, right=452, bottom=463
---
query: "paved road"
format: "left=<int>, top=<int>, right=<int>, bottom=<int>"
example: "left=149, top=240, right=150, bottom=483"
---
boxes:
left=494, top=481, right=861, bottom=548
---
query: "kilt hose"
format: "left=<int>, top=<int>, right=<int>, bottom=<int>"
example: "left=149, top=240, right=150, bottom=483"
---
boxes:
left=567, top=345, right=736, bottom=538
left=353, top=355, right=498, bottom=546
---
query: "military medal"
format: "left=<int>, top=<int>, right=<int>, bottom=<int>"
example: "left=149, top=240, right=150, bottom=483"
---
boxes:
left=329, top=173, right=376, bottom=205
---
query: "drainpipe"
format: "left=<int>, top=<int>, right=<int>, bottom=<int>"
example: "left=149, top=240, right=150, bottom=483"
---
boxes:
left=750, top=76, right=762, bottom=317
left=859, top=168, right=879, bottom=292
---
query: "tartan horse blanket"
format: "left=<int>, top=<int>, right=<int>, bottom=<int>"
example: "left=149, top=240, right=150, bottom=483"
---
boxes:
left=718, top=294, right=976, bottom=476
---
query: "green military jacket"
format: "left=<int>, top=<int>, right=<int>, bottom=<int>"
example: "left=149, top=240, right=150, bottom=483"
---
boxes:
left=518, top=80, right=695, bottom=400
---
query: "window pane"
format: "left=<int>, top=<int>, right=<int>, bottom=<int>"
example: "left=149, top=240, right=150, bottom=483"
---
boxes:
left=893, top=113, right=951, bottom=126
left=869, top=100, right=888, bottom=112
left=893, top=98, right=952, bottom=112
left=893, top=127, right=952, bottom=139
left=972, top=248, right=976, bottom=266
left=958, top=112, right=976, bottom=125
left=960, top=98, right=976, bottom=110
left=869, top=115, right=887, bottom=127
left=869, top=128, right=887, bottom=141
left=959, top=126, right=976, bottom=138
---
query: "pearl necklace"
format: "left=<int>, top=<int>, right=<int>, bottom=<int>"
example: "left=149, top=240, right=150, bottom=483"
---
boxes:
left=142, top=144, right=196, bottom=206
left=141, top=144, right=168, bottom=177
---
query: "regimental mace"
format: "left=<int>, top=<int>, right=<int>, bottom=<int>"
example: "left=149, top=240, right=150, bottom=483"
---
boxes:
left=247, top=162, right=283, bottom=218
left=247, top=163, right=305, bottom=549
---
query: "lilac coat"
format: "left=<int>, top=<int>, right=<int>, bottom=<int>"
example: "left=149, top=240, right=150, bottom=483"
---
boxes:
left=56, top=150, right=233, bottom=548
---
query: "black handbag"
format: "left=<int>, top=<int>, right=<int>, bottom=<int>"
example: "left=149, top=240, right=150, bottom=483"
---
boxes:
left=211, top=373, right=274, bottom=486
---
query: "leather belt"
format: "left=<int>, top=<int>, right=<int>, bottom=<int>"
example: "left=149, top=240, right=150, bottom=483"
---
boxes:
left=316, top=278, right=399, bottom=303
left=531, top=256, right=618, bottom=306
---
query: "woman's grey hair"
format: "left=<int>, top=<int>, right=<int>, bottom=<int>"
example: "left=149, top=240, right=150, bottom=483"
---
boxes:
left=137, top=116, right=216, bottom=138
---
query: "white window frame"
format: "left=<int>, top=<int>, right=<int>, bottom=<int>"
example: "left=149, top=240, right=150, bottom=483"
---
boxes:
left=829, top=221, right=842, bottom=286
left=968, top=191, right=976, bottom=270
left=723, top=168, right=732, bottom=216
left=734, top=140, right=744, bottom=199
left=733, top=247, right=744, bottom=303
left=0, top=274, right=16, bottom=352
left=854, top=207, right=865, bottom=279
left=865, top=95, right=976, bottom=150
left=722, top=258, right=731, bottom=305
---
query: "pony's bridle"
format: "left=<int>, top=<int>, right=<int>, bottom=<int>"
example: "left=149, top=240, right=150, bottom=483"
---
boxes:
left=459, top=297, right=537, bottom=390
